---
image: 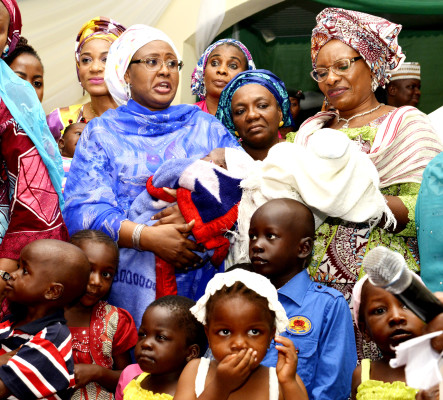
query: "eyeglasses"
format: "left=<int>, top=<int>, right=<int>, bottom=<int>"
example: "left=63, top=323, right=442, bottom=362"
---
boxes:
left=310, top=56, right=363, bottom=82
left=129, top=58, right=184, bottom=72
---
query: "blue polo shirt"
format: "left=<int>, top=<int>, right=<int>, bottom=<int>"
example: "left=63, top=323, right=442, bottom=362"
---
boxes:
left=261, top=270, right=357, bottom=400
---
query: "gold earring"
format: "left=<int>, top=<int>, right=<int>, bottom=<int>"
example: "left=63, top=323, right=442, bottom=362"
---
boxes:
left=279, top=121, right=284, bottom=127
left=234, top=131, right=239, bottom=137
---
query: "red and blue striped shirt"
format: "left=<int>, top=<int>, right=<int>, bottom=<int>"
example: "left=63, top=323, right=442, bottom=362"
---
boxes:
left=0, top=310, right=75, bottom=399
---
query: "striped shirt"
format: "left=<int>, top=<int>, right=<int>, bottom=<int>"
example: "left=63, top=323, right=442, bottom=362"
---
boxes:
left=0, top=311, right=75, bottom=399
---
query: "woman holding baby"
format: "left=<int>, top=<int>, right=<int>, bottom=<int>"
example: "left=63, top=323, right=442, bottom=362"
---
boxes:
left=287, top=8, right=442, bottom=359
left=63, top=25, right=239, bottom=327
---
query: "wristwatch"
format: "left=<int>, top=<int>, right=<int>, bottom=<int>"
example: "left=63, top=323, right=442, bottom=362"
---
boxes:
left=0, top=270, right=10, bottom=281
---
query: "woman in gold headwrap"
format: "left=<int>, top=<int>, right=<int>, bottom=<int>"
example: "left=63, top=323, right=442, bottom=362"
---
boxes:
left=46, top=17, right=125, bottom=141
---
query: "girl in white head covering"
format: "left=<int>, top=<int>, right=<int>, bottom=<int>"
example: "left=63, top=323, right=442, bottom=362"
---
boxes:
left=174, top=269, right=308, bottom=400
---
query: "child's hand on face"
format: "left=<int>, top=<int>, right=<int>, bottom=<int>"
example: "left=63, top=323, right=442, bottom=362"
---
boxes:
left=275, top=335, right=299, bottom=385
left=215, top=348, right=257, bottom=393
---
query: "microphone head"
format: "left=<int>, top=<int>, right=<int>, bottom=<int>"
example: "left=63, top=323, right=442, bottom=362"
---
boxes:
left=362, top=246, right=411, bottom=294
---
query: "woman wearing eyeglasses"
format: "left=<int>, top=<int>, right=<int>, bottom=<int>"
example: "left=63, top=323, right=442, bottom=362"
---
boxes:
left=63, top=25, right=239, bottom=327
left=289, top=8, right=442, bottom=360
left=46, top=17, right=126, bottom=142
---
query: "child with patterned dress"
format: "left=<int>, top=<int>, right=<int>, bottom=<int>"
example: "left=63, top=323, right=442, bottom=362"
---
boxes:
left=121, top=295, right=207, bottom=400
left=351, top=271, right=439, bottom=399
left=0, top=239, right=91, bottom=399
left=65, top=230, right=138, bottom=400
left=174, top=269, right=308, bottom=400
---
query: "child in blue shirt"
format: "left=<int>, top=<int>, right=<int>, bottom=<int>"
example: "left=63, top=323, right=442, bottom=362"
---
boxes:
left=248, top=198, right=357, bottom=400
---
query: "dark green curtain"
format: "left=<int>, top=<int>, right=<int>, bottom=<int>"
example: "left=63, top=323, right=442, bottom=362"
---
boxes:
left=216, top=27, right=443, bottom=113
left=311, top=0, right=443, bottom=14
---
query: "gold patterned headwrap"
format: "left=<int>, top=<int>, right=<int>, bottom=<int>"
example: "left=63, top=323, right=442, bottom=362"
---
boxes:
left=75, top=16, right=126, bottom=81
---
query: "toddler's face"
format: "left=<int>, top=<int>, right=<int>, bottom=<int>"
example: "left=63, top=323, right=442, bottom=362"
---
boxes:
left=201, top=148, right=227, bottom=169
left=77, top=241, right=117, bottom=307
left=205, top=295, right=274, bottom=368
left=135, top=305, right=190, bottom=375
left=360, top=282, right=424, bottom=357
left=60, top=123, right=86, bottom=158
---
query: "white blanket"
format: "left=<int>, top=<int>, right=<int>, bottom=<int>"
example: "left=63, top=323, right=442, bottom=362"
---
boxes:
left=232, top=128, right=395, bottom=264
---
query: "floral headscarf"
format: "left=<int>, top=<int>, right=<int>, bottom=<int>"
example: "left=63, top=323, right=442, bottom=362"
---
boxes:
left=75, top=16, right=126, bottom=81
left=215, top=69, right=293, bottom=136
left=311, top=8, right=405, bottom=88
left=104, top=24, right=181, bottom=107
left=191, top=38, right=256, bottom=100
left=0, top=0, right=21, bottom=58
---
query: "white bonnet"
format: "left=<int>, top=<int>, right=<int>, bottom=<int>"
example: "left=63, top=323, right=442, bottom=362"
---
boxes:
left=104, top=24, right=181, bottom=107
left=352, top=275, right=369, bottom=326
left=190, top=269, right=289, bottom=334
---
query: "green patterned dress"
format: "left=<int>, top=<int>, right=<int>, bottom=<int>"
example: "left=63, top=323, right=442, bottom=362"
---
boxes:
left=287, top=115, right=420, bottom=360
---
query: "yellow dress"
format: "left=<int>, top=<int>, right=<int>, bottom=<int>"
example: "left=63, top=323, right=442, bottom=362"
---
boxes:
left=123, top=373, right=173, bottom=400
left=356, top=359, right=418, bottom=399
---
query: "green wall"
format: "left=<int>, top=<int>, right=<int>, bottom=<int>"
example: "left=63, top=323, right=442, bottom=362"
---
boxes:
left=217, top=26, right=443, bottom=113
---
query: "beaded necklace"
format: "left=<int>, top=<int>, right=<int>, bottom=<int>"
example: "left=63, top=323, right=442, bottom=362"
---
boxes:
left=338, top=103, right=383, bottom=128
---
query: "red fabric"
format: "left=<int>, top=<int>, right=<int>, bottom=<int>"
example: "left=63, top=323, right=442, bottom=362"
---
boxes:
left=177, top=188, right=238, bottom=266
left=0, top=101, right=69, bottom=260
left=146, top=177, right=179, bottom=298
left=194, top=100, right=209, bottom=113
left=69, top=301, right=138, bottom=399
left=155, top=257, right=177, bottom=298
left=0, top=0, right=21, bottom=55
left=146, top=173, right=239, bottom=298
left=146, top=176, right=176, bottom=203
left=70, top=301, right=138, bottom=368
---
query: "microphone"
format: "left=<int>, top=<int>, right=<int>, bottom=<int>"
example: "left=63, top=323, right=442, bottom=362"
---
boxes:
left=362, top=246, right=443, bottom=323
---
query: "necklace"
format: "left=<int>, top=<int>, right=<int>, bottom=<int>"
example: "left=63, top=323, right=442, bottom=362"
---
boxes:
left=338, top=103, right=384, bottom=128
left=89, top=102, right=99, bottom=118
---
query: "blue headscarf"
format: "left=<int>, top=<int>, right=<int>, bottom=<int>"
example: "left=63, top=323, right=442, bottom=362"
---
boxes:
left=191, top=38, right=256, bottom=100
left=215, top=69, right=293, bottom=136
left=0, top=59, right=64, bottom=208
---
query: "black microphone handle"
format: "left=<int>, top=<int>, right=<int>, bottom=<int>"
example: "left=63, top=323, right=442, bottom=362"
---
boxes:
left=394, top=276, right=443, bottom=323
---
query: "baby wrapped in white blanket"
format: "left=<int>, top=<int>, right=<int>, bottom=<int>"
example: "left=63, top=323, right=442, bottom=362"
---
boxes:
left=229, top=128, right=395, bottom=264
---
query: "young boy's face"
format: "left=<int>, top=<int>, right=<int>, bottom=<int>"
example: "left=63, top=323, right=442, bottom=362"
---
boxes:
left=4, top=246, right=52, bottom=305
left=249, top=204, right=304, bottom=287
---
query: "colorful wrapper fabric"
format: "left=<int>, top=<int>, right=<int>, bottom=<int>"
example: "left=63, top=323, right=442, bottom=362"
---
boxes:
left=0, top=0, right=21, bottom=58
left=311, top=7, right=405, bottom=88
left=191, top=38, right=256, bottom=100
left=105, top=24, right=181, bottom=107
left=75, top=16, right=126, bottom=81
left=215, top=69, right=293, bottom=136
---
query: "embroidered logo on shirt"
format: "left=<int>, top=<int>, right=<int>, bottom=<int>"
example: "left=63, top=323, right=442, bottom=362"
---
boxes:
left=286, top=316, right=312, bottom=335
